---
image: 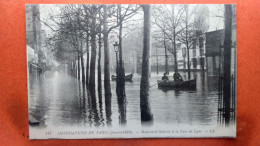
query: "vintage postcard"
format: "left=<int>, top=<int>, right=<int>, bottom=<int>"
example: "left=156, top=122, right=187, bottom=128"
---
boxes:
left=26, top=4, right=236, bottom=139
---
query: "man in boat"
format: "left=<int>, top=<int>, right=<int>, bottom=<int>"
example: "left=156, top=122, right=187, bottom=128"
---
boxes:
left=173, top=72, right=183, bottom=82
left=162, top=73, right=169, bottom=81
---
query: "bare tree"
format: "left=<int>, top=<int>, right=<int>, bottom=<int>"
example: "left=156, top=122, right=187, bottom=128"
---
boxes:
left=98, top=4, right=138, bottom=97
left=102, top=4, right=117, bottom=97
left=45, top=5, right=92, bottom=87
left=88, top=5, right=102, bottom=91
left=140, top=4, right=153, bottom=122
left=152, top=28, right=170, bottom=74
left=153, top=5, right=186, bottom=73
left=177, top=5, right=209, bottom=79
left=97, top=12, right=102, bottom=93
left=116, top=4, right=140, bottom=96
left=177, top=5, right=196, bottom=80
left=81, top=5, right=91, bottom=87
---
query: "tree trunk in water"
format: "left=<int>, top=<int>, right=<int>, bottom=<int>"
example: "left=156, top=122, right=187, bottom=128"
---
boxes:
left=103, top=5, right=112, bottom=96
left=74, top=56, right=77, bottom=78
left=187, top=46, right=191, bottom=80
left=173, top=30, right=178, bottom=73
left=156, top=46, right=158, bottom=74
left=163, top=34, right=168, bottom=74
left=86, top=38, right=89, bottom=87
left=77, top=52, right=81, bottom=81
left=70, top=60, right=73, bottom=76
left=80, top=43, right=85, bottom=87
left=118, top=5, right=123, bottom=68
left=171, top=5, right=178, bottom=73
left=86, top=18, right=90, bottom=87
left=140, top=5, right=153, bottom=123
left=89, top=7, right=97, bottom=90
left=185, top=11, right=191, bottom=80
left=98, top=25, right=102, bottom=92
left=223, top=4, right=232, bottom=126
left=72, top=56, right=75, bottom=77
left=75, top=59, right=77, bottom=78
left=103, top=5, right=112, bottom=125
left=105, top=93, right=112, bottom=126
left=117, top=4, right=125, bottom=96
left=69, top=60, right=71, bottom=75
left=71, top=59, right=74, bottom=76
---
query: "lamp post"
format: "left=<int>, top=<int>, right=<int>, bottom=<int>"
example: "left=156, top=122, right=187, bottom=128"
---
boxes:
left=113, top=41, right=120, bottom=95
left=113, top=41, right=125, bottom=96
left=113, top=42, right=119, bottom=74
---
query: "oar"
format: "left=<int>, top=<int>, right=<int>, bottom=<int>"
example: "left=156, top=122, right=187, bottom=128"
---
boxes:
left=149, top=83, right=158, bottom=88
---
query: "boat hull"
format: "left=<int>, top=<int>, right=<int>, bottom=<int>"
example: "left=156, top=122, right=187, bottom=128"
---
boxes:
left=157, top=78, right=196, bottom=90
left=111, top=74, right=133, bottom=82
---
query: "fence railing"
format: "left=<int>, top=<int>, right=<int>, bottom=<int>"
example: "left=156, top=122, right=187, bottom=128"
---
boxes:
left=218, top=74, right=236, bottom=126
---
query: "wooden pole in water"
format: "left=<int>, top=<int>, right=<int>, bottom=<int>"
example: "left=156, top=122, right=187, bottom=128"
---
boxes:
left=156, top=46, right=159, bottom=74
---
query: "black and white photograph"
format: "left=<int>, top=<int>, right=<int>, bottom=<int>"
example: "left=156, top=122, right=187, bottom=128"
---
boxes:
left=26, top=4, right=236, bottom=139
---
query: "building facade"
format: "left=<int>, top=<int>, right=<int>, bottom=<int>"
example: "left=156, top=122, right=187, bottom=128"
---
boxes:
left=205, top=5, right=236, bottom=77
left=26, top=4, right=49, bottom=72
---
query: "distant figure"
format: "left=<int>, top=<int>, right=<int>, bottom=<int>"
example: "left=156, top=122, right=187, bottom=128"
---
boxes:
left=173, top=72, right=183, bottom=82
left=162, top=73, right=169, bottom=81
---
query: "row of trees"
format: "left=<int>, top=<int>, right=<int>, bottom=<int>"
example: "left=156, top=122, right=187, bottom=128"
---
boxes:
left=46, top=4, right=209, bottom=95
left=152, top=5, right=209, bottom=79
left=45, top=4, right=153, bottom=122
left=45, top=4, right=210, bottom=123
left=46, top=4, right=141, bottom=96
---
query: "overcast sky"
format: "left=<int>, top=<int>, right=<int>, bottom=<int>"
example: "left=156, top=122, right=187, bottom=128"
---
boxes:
left=38, top=4, right=225, bottom=37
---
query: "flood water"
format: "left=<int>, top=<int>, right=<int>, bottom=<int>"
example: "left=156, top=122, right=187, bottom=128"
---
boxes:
left=28, top=70, right=219, bottom=129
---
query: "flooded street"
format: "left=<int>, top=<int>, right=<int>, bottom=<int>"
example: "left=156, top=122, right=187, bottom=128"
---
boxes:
left=25, top=4, right=236, bottom=139
left=29, top=71, right=219, bottom=129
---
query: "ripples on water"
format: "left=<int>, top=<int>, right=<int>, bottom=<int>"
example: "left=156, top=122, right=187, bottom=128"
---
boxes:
left=29, top=71, right=219, bottom=129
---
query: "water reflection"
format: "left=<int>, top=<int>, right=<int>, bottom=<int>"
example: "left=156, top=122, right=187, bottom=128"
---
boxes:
left=105, top=94, right=112, bottom=126
left=88, top=90, right=100, bottom=127
left=117, top=95, right=127, bottom=125
left=98, top=90, right=105, bottom=126
left=29, top=70, right=220, bottom=128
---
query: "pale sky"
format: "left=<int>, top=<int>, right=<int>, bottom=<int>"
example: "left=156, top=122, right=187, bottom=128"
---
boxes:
left=207, top=4, right=224, bottom=31
left=39, top=4, right=225, bottom=37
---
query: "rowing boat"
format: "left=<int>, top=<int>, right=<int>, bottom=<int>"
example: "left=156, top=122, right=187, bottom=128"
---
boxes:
left=157, top=78, right=196, bottom=90
left=111, top=74, right=133, bottom=82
